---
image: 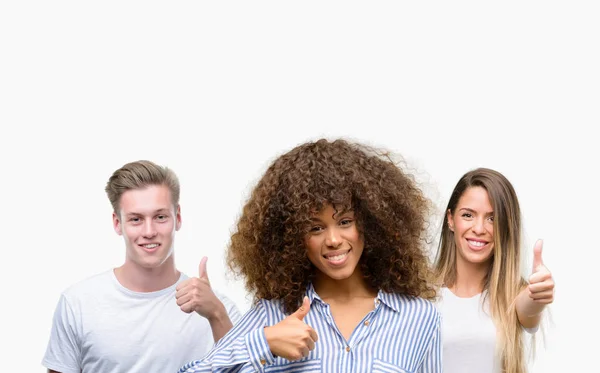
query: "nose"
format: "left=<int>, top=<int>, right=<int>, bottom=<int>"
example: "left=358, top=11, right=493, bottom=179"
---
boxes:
left=471, top=217, right=486, bottom=235
left=324, top=227, right=342, bottom=248
left=143, top=220, right=157, bottom=238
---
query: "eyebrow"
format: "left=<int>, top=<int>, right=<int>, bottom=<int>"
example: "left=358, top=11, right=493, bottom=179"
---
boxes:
left=309, top=210, right=355, bottom=222
left=335, top=210, right=355, bottom=218
left=458, top=207, right=494, bottom=215
left=125, top=209, right=171, bottom=216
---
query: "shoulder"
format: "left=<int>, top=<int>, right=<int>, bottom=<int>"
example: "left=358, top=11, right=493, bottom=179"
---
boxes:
left=246, top=298, right=287, bottom=319
left=386, top=293, right=441, bottom=321
left=213, top=289, right=236, bottom=306
left=213, top=290, right=244, bottom=320
left=61, top=270, right=114, bottom=301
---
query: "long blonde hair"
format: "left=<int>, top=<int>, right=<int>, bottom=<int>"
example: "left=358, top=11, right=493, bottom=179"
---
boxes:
left=434, top=168, right=529, bottom=373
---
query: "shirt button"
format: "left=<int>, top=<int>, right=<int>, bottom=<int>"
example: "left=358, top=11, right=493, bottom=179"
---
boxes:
left=346, top=346, right=351, bottom=352
left=260, top=358, right=266, bottom=365
left=364, top=320, right=370, bottom=326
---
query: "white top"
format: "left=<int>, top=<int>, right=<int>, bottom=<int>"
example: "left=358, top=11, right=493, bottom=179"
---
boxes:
left=438, top=287, right=500, bottom=373
left=437, top=287, right=538, bottom=373
left=42, top=270, right=241, bottom=373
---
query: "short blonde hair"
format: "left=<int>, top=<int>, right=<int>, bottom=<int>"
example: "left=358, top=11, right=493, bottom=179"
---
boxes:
left=105, top=160, right=180, bottom=214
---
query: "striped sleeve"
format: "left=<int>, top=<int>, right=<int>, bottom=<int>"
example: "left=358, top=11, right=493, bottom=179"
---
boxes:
left=178, top=300, right=273, bottom=373
left=418, top=311, right=442, bottom=373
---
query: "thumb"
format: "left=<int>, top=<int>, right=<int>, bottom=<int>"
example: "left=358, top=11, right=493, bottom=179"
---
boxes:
left=199, top=256, right=209, bottom=280
left=532, top=239, right=544, bottom=272
left=291, top=296, right=310, bottom=320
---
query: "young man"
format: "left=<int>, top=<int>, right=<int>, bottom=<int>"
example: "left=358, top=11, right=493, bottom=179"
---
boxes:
left=43, top=160, right=241, bottom=373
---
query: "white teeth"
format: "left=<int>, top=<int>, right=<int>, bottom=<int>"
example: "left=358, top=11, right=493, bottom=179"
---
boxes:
left=143, top=244, right=158, bottom=249
left=468, top=240, right=485, bottom=247
left=326, top=252, right=348, bottom=261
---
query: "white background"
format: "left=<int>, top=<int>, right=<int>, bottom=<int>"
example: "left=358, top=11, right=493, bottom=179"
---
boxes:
left=1, top=1, right=598, bottom=372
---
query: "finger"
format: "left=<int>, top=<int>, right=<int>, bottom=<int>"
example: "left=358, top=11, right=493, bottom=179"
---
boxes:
left=176, top=293, right=193, bottom=306
left=532, top=297, right=553, bottom=305
left=176, top=277, right=209, bottom=297
left=175, top=280, right=196, bottom=299
left=292, top=296, right=310, bottom=320
left=306, top=338, right=315, bottom=351
left=530, top=289, right=554, bottom=300
left=199, top=256, right=209, bottom=280
left=308, top=328, right=319, bottom=342
left=175, top=278, right=192, bottom=292
left=528, top=281, right=555, bottom=293
left=529, top=270, right=552, bottom=284
left=180, top=300, right=195, bottom=313
left=532, top=239, right=543, bottom=272
left=175, top=286, right=193, bottom=300
left=300, top=346, right=310, bottom=358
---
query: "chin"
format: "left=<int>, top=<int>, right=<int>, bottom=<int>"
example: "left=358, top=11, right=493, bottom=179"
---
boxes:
left=328, top=273, right=351, bottom=281
left=138, top=258, right=168, bottom=269
left=323, top=268, right=356, bottom=281
left=465, top=254, right=493, bottom=265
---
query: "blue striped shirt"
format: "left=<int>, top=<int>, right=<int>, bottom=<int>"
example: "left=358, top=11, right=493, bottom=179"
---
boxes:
left=179, top=283, right=441, bottom=373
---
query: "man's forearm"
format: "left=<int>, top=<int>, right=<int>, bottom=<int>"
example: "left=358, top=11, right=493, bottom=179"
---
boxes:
left=208, top=304, right=234, bottom=342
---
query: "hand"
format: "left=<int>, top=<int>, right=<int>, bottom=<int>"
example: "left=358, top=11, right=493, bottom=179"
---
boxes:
left=175, top=257, right=224, bottom=320
left=528, top=240, right=555, bottom=305
left=264, top=297, right=319, bottom=361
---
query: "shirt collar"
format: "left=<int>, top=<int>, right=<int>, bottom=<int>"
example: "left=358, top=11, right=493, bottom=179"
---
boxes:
left=305, top=283, right=400, bottom=313
left=376, top=290, right=401, bottom=312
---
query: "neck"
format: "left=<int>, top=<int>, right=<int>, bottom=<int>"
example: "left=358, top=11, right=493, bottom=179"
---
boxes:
left=114, top=256, right=179, bottom=292
left=451, top=256, right=490, bottom=297
left=313, top=268, right=376, bottom=301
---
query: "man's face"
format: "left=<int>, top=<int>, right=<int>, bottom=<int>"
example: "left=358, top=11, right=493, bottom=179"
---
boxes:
left=113, top=184, right=181, bottom=270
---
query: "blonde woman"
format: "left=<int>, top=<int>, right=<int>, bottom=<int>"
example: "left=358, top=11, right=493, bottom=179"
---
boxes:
left=434, top=168, right=554, bottom=373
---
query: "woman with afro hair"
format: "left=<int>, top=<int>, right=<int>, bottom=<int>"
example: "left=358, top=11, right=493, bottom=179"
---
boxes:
left=179, top=138, right=442, bottom=373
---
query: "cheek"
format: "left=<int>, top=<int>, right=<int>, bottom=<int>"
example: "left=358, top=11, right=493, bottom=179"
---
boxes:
left=304, top=237, right=320, bottom=256
left=155, top=221, right=176, bottom=234
left=351, top=233, right=363, bottom=249
left=159, top=223, right=174, bottom=234
left=452, top=223, right=466, bottom=245
left=346, top=226, right=361, bottom=241
left=454, top=220, right=471, bottom=235
left=122, top=226, right=135, bottom=240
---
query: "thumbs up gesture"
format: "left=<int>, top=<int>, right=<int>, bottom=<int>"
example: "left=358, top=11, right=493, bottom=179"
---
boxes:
left=176, top=256, right=221, bottom=319
left=264, top=297, right=319, bottom=361
left=528, top=240, right=555, bottom=305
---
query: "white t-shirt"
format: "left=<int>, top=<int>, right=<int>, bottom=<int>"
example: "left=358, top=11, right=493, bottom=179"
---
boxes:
left=438, top=287, right=500, bottom=373
left=42, top=270, right=241, bottom=373
left=437, top=287, right=537, bottom=373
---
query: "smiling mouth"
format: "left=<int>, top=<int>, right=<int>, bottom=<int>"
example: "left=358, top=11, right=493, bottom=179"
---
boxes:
left=140, top=243, right=160, bottom=251
left=467, top=240, right=486, bottom=246
left=323, top=249, right=351, bottom=264
left=466, top=239, right=489, bottom=251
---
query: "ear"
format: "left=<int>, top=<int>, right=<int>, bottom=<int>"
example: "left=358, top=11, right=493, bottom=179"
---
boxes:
left=113, top=212, right=123, bottom=235
left=175, top=204, right=182, bottom=231
left=446, top=209, right=454, bottom=232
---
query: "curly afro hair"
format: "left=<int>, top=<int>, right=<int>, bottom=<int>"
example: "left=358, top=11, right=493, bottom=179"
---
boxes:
left=227, top=138, right=436, bottom=313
